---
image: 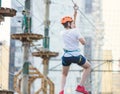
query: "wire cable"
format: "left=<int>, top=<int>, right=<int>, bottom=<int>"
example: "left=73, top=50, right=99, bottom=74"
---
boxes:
left=15, top=0, right=44, bottom=31
left=71, top=0, right=97, bottom=30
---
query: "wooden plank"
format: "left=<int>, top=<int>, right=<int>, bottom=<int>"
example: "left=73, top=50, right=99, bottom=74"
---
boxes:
left=0, top=90, right=14, bottom=94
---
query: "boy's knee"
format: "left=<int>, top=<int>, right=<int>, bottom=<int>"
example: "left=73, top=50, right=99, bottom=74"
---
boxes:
left=83, top=61, right=91, bottom=69
left=87, top=63, right=91, bottom=69
left=62, top=71, right=68, bottom=76
left=88, top=64, right=91, bottom=70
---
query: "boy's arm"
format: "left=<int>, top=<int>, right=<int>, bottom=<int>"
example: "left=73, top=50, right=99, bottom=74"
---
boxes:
left=73, top=4, right=78, bottom=25
left=79, top=38, right=86, bottom=45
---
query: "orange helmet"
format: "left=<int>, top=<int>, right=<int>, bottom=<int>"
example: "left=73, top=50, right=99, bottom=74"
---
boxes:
left=61, top=16, right=73, bottom=24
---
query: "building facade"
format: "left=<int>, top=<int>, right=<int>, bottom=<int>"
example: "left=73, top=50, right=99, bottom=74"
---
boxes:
left=101, top=50, right=112, bottom=94
left=9, top=0, right=24, bottom=90
left=0, top=41, right=9, bottom=90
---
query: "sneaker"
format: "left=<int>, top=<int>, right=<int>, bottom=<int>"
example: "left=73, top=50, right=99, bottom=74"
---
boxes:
left=76, top=85, right=89, bottom=94
left=59, top=90, right=64, bottom=94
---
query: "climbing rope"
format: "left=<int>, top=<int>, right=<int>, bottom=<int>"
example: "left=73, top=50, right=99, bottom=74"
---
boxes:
left=71, top=0, right=97, bottom=30
left=71, top=0, right=79, bottom=24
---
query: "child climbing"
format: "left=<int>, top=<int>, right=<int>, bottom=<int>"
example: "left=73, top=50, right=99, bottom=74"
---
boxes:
left=59, top=2, right=91, bottom=94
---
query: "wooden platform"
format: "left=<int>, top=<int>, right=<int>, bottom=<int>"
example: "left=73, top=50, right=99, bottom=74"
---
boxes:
left=0, top=15, right=4, bottom=22
left=0, top=90, right=14, bottom=94
left=32, top=50, right=59, bottom=58
left=0, top=7, right=16, bottom=23
left=0, top=7, right=16, bottom=17
left=11, top=33, right=43, bottom=42
left=32, top=50, right=58, bottom=64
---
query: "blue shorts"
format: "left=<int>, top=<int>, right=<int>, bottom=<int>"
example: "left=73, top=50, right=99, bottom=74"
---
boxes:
left=62, top=55, right=86, bottom=66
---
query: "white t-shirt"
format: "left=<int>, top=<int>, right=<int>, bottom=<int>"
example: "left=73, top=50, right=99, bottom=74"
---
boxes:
left=61, top=28, right=84, bottom=57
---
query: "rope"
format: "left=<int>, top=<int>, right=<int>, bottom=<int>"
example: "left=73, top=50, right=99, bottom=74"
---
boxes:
left=71, top=0, right=97, bottom=30
left=15, top=0, right=44, bottom=33
left=71, top=0, right=75, bottom=5
left=71, top=0, right=78, bottom=25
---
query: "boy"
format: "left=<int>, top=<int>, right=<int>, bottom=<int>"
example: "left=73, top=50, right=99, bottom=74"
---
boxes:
left=59, top=16, right=91, bottom=94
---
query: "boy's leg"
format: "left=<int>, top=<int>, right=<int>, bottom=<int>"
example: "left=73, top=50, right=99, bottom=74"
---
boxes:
left=76, top=61, right=91, bottom=94
left=80, top=61, right=91, bottom=86
left=60, top=66, right=70, bottom=92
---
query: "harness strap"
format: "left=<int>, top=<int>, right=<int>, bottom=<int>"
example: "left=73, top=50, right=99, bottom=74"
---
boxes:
left=64, top=49, right=79, bottom=53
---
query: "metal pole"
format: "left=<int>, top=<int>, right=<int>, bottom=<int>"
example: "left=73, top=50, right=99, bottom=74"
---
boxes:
left=0, top=0, right=1, bottom=7
left=43, top=0, right=50, bottom=76
left=22, top=0, right=31, bottom=33
left=22, top=42, right=30, bottom=94
left=42, top=0, right=50, bottom=94
left=43, top=0, right=50, bottom=50
left=21, top=0, right=31, bottom=94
